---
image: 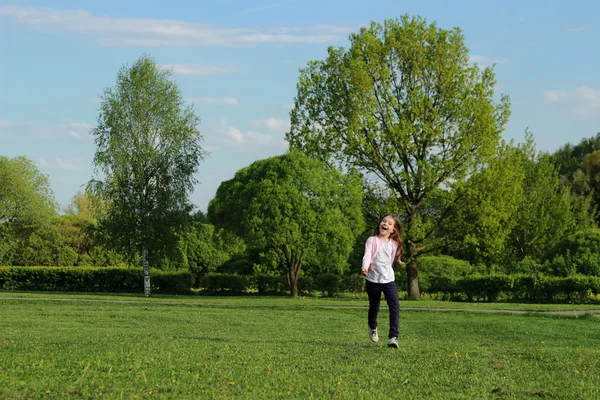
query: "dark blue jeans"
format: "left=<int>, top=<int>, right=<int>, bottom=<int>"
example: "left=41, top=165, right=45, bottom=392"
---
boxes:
left=365, top=280, right=400, bottom=339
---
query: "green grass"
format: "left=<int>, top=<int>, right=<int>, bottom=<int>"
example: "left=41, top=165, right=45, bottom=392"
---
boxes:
left=2, top=290, right=600, bottom=312
left=1, top=293, right=599, bottom=399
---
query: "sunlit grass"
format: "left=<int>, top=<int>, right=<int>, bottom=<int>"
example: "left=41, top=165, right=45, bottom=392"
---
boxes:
left=1, top=292, right=599, bottom=399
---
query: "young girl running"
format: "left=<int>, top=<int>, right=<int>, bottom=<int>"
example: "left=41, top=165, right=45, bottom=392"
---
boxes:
left=361, top=214, right=403, bottom=348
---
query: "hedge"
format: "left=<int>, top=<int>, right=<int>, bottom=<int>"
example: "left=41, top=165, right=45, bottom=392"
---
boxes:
left=2, top=267, right=598, bottom=303
left=0, top=266, right=193, bottom=294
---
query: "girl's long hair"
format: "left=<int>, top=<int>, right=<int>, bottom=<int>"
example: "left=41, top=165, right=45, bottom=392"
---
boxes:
left=374, top=214, right=404, bottom=257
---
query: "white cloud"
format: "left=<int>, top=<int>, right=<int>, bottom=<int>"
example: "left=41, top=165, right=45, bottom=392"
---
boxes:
left=0, top=119, right=14, bottom=128
left=226, top=125, right=245, bottom=143
left=543, top=86, right=600, bottom=118
left=59, top=120, right=92, bottom=138
left=250, top=117, right=291, bottom=134
left=57, top=157, right=84, bottom=171
left=469, top=55, right=509, bottom=65
left=0, top=119, right=35, bottom=129
left=187, top=97, right=239, bottom=105
left=213, top=118, right=285, bottom=147
left=159, top=64, right=238, bottom=76
left=0, top=5, right=350, bottom=47
left=567, top=26, right=586, bottom=32
left=39, top=158, right=49, bottom=167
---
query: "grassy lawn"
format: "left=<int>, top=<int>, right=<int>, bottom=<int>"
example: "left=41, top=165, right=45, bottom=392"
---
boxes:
left=1, top=292, right=599, bottom=399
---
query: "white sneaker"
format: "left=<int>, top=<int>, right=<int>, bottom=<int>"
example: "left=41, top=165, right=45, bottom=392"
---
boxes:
left=369, top=327, right=379, bottom=343
left=387, top=337, right=398, bottom=348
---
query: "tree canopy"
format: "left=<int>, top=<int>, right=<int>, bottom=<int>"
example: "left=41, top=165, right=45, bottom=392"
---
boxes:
left=287, top=15, right=511, bottom=297
left=89, top=54, right=207, bottom=297
left=207, top=150, right=365, bottom=297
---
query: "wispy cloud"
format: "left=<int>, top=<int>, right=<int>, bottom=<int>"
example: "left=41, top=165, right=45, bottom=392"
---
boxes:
left=159, top=64, right=238, bottom=76
left=0, top=5, right=350, bottom=47
left=0, top=119, right=92, bottom=141
left=469, top=55, right=509, bottom=65
left=232, top=0, right=296, bottom=17
left=57, top=157, right=85, bottom=171
left=543, top=86, right=600, bottom=118
left=0, top=119, right=14, bottom=129
left=59, top=120, right=92, bottom=139
left=250, top=117, right=291, bottom=134
left=0, top=119, right=34, bottom=129
left=187, top=97, right=239, bottom=106
left=567, top=26, right=586, bottom=32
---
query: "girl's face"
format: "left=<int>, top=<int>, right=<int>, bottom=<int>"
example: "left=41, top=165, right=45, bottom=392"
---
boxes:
left=378, top=216, right=396, bottom=236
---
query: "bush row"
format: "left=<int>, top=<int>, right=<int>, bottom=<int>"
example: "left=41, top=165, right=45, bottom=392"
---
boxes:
left=0, top=266, right=193, bottom=294
left=200, top=273, right=364, bottom=296
left=1, top=267, right=598, bottom=303
left=419, top=273, right=600, bottom=302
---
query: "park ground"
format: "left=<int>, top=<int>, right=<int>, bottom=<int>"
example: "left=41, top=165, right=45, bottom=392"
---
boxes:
left=1, top=291, right=599, bottom=399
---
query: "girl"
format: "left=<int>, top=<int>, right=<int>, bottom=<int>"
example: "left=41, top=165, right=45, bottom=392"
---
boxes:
left=361, top=214, right=403, bottom=348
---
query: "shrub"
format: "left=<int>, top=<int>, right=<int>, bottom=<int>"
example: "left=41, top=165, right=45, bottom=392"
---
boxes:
left=544, top=229, right=600, bottom=276
left=418, top=256, right=473, bottom=294
left=315, top=273, right=342, bottom=297
left=0, top=266, right=192, bottom=294
left=201, top=273, right=249, bottom=293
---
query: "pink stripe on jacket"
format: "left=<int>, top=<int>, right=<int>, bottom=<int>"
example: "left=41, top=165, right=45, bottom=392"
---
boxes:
left=361, top=235, right=400, bottom=272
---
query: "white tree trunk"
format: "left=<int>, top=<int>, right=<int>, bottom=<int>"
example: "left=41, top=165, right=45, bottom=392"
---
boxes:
left=142, top=245, right=151, bottom=297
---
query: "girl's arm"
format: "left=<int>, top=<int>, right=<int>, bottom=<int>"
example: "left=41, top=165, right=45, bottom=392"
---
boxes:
left=361, top=237, right=374, bottom=275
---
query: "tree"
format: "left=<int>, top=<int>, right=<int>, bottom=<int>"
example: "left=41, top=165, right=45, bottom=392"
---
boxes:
left=507, top=152, right=575, bottom=262
left=0, top=156, right=56, bottom=232
left=207, top=150, right=364, bottom=298
left=184, top=211, right=247, bottom=287
left=551, top=133, right=600, bottom=226
left=89, top=54, right=207, bottom=297
left=287, top=15, right=510, bottom=298
left=446, top=138, right=526, bottom=266
left=0, top=156, right=57, bottom=264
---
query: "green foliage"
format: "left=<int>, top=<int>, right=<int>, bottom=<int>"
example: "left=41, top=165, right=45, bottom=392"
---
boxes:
left=287, top=15, right=510, bottom=297
left=201, top=273, right=250, bottom=293
left=544, top=229, right=600, bottom=276
left=315, top=273, right=343, bottom=297
left=447, top=139, right=526, bottom=264
left=0, top=266, right=192, bottom=294
left=0, top=156, right=57, bottom=264
left=551, top=132, right=600, bottom=176
left=207, top=150, right=364, bottom=297
left=88, top=54, right=206, bottom=296
left=507, top=146, right=576, bottom=262
left=0, top=156, right=57, bottom=233
left=551, top=132, right=600, bottom=226
left=418, top=255, right=473, bottom=294
left=183, top=213, right=246, bottom=286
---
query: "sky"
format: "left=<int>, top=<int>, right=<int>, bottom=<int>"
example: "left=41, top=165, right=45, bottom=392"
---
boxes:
left=1, top=0, right=599, bottom=213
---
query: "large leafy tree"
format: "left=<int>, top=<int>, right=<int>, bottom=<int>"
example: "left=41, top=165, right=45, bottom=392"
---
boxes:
left=207, top=150, right=364, bottom=298
left=89, top=54, right=206, bottom=297
left=287, top=15, right=510, bottom=298
left=0, top=156, right=57, bottom=264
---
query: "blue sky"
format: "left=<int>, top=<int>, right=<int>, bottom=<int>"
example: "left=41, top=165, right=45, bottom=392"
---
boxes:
left=1, top=0, right=599, bottom=212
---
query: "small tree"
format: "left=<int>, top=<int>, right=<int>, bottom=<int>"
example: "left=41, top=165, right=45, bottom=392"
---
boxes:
left=207, top=150, right=364, bottom=298
left=89, top=54, right=206, bottom=297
